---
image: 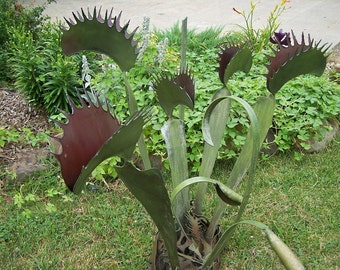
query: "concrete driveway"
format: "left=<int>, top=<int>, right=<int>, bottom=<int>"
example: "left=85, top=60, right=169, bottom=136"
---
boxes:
left=23, top=0, right=339, bottom=45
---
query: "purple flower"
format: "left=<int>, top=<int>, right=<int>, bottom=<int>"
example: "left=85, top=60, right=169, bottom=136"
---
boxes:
left=270, top=29, right=291, bottom=47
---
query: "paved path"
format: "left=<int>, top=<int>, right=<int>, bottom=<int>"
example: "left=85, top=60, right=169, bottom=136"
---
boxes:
left=23, top=0, right=339, bottom=45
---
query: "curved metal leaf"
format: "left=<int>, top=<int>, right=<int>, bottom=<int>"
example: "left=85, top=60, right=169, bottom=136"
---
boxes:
left=161, top=118, right=190, bottom=221
left=61, top=7, right=138, bottom=71
left=202, top=89, right=230, bottom=146
left=171, top=176, right=243, bottom=207
left=204, top=220, right=267, bottom=267
left=53, top=94, right=120, bottom=191
left=72, top=107, right=153, bottom=194
left=264, top=227, right=305, bottom=270
left=266, top=32, right=329, bottom=94
left=115, top=162, right=179, bottom=269
left=218, top=46, right=253, bottom=85
left=154, top=72, right=194, bottom=116
left=195, top=88, right=231, bottom=214
left=203, top=95, right=257, bottom=148
left=204, top=220, right=304, bottom=269
left=199, top=87, right=230, bottom=168
left=206, top=218, right=304, bottom=269
left=227, top=95, right=276, bottom=189
left=215, top=184, right=242, bottom=206
left=205, top=95, right=275, bottom=240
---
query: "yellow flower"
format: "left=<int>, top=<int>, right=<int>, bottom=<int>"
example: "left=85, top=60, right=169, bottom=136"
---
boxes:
left=281, top=0, right=291, bottom=5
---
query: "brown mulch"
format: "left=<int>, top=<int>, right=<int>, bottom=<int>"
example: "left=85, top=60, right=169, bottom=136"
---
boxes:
left=0, top=88, right=52, bottom=170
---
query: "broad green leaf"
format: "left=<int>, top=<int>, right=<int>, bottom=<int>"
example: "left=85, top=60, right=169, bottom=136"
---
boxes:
left=161, top=118, right=190, bottom=221
left=73, top=108, right=152, bottom=194
left=223, top=47, right=253, bottom=85
left=61, top=7, right=138, bottom=72
left=115, top=162, right=179, bottom=269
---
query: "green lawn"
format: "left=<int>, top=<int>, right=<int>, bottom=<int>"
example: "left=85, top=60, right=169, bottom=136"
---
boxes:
left=1, top=137, right=339, bottom=269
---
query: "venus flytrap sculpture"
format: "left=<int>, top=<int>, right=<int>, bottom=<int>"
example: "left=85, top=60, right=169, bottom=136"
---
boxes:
left=52, top=7, right=329, bottom=270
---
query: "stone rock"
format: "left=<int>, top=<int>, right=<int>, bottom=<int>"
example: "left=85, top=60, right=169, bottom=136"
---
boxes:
left=303, top=119, right=339, bottom=153
left=49, top=133, right=63, bottom=155
left=327, top=43, right=340, bottom=77
left=328, top=43, right=340, bottom=63
left=9, top=147, right=50, bottom=182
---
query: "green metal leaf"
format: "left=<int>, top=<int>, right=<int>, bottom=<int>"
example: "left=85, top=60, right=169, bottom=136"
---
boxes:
left=266, top=32, right=329, bottom=94
left=227, top=95, right=276, bottom=189
left=154, top=74, right=194, bottom=117
left=161, top=118, right=190, bottom=222
left=215, top=184, right=242, bottom=206
left=205, top=95, right=275, bottom=241
left=264, top=227, right=305, bottom=270
left=204, top=219, right=305, bottom=269
left=203, top=220, right=305, bottom=270
left=195, top=87, right=231, bottom=214
left=203, top=220, right=268, bottom=267
left=171, top=177, right=243, bottom=207
left=73, top=107, right=152, bottom=194
left=218, top=46, right=253, bottom=85
left=115, top=162, right=179, bottom=269
left=202, top=88, right=230, bottom=146
left=61, top=7, right=138, bottom=72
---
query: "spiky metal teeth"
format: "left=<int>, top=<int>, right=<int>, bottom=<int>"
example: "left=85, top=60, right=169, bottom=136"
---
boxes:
left=153, top=70, right=195, bottom=116
left=63, top=6, right=138, bottom=37
left=265, top=31, right=330, bottom=94
left=61, top=6, right=139, bottom=72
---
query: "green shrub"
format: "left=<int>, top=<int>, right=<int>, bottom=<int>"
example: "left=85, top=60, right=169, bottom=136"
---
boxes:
left=7, top=21, right=83, bottom=115
left=0, top=0, right=54, bottom=83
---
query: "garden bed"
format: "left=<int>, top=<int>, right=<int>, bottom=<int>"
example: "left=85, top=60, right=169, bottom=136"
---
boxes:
left=0, top=88, right=51, bottom=180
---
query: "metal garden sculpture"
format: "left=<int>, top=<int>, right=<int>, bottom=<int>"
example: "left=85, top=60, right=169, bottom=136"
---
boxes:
left=51, top=7, right=329, bottom=270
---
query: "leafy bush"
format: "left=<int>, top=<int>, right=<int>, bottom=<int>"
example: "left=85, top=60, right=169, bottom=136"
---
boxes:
left=274, top=75, right=340, bottom=151
left=7, top=21, right=84, bottom=115
left=0, top=0, right=54, bottom=83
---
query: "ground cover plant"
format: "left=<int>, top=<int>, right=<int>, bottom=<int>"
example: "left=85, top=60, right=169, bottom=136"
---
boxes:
left=44, top=3, right=335, bottom=269
left=0, top=0, right=55, bottom=84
